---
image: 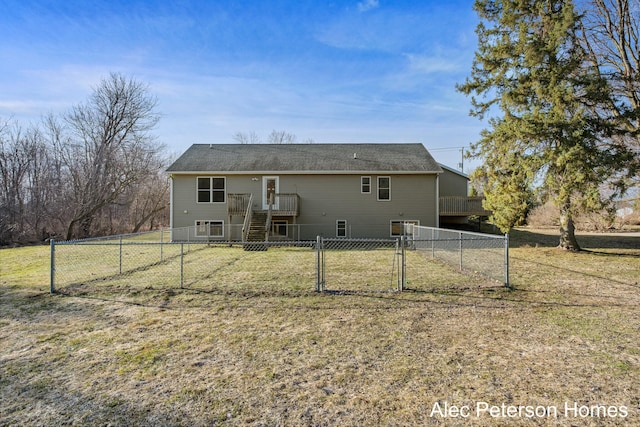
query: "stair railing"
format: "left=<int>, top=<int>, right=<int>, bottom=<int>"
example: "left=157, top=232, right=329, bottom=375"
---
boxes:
left=265, top=193, right=274, bottom=241
left=241, top=193, right=254, bottom=242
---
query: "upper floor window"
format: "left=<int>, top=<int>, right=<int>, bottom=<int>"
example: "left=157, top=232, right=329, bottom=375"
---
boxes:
left=361, top=176, right=371, bottom=194
left=197, top=177, right=226, bottom=203
left=378, top=176, right=391, bottom=201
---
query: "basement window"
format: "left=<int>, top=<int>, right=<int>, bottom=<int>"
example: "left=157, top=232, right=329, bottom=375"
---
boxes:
left=195, top=220, right=224, bottom=237
left=336, top=220, right=348, bottom=237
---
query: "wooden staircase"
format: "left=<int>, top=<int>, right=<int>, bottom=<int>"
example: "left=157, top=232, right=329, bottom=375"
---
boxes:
left=243, top=211, right=268, bottom=251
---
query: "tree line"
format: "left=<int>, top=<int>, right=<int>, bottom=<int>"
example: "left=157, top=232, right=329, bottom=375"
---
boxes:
left=232, top=130, right=314, bottom=144
left=0, top=73, right=169, bottom=246
left=459, top=0, right=639, bottom=250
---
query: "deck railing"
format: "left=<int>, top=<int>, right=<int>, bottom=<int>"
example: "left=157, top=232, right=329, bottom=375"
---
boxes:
left=228, top=193, right=299, bottom=216
left=228, top=193, right=252, bottom=216
left=273, top=193, right=299, bottom=216
left=265, top=193, right=274, bottom=233
left=439, top=196, right=491, bottom=216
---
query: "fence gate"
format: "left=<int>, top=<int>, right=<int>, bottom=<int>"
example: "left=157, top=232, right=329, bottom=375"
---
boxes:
left=315, top=237, right=406, bottom=293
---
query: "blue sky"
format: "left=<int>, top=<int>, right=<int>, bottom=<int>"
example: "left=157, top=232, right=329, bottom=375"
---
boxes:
left=1, top=0, right=483, bottom=171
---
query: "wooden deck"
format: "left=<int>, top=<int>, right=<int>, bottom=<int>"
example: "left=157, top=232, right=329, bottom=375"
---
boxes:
left=439, top=196, right=491, bottom=216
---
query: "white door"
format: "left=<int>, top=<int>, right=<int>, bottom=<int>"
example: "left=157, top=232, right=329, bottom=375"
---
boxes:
left=262, top=176, right=279, bottom=210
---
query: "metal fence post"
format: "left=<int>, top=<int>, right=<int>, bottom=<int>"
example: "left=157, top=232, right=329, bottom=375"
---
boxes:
left=316, top=236, right=324, bottom=292
left=395, top=239, right=401, bottom=291
left=119, top=236, right=123, bottom=275
left=431, top=228, right=435, bottom=259
left=458, top=232, right=462, bottom=271
left=505, top=233, right=510, bottom=288
left=322, top=238, right=325, bottom=292
left=180, top=242, right=184, bottom=288
left=399, top=236, right=406, bottom=292
left=50, top=239, right=55, bottom=294
left=160, top=228, right=164, bottom=262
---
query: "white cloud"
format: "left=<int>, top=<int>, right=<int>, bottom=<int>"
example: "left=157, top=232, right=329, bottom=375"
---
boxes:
left=357, top=0, right=380, bottom=13
left=404, top=53, right=462, bottom=75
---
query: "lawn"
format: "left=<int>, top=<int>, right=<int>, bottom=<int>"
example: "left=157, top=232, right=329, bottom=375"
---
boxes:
left=1, top=228, right=639, bottom=426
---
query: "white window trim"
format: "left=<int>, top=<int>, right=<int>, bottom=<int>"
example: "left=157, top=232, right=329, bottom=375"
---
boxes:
left=196, top=176, right=226, bottom=204
left=377, top=176, right=391, bottom=201
left=390, top=220, right=419, bottom=237
left=195, top=220, right=224, bottom=237
left=361, top=176, right=371, bottom=194
left=336, top=220, right=348, bottom=238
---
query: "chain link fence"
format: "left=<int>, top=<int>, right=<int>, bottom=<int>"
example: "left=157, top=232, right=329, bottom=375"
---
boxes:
left=50, top=225, right=509, bottom=296
left=407, top=224, right=509, bottom=286
left=50, top=234, right=317, bottom=296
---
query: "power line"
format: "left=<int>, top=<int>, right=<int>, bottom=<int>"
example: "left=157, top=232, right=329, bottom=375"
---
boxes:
left=427, top=146, right=466, bottom=151
left=425, top=146, right=468, bottom=172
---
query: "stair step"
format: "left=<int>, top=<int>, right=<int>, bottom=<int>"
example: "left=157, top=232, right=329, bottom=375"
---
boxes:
left=243, top=210, right=269, bottom=250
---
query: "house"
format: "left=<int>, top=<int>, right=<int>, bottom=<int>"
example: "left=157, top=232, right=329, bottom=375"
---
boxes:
left=166, top=143, right=479, bottom=241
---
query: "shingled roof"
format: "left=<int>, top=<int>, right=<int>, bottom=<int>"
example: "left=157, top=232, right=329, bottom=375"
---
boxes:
left=166, top=143, right=442, bottom=174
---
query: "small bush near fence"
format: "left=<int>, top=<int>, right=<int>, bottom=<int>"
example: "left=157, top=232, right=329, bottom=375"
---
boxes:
left=51, top=226, right=509, bottom=298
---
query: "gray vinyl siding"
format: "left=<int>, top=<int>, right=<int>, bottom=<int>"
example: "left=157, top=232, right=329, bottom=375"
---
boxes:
left=439, top=168, right=468, bottom=197
left=170, top=173, right=438, bottom=240
left=289, top=174, right=436, bottom=238
left=171, top=174, right=261, bottom=240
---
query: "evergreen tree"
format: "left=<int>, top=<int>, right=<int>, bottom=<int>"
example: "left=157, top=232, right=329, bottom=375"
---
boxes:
left=458, top=0, right=633, bottom=250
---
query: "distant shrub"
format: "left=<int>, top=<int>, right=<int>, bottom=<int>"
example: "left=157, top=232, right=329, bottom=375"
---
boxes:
left=527, top=201, right=621, bottom=231
left=526, top=202, right=559, bottom=228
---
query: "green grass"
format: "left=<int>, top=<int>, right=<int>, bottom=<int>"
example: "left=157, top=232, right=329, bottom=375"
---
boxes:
left=1, top=228, right=639, bottom=426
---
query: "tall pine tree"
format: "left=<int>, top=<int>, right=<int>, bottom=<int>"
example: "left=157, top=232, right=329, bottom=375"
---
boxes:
left=459, top=0, right=632, bottom=250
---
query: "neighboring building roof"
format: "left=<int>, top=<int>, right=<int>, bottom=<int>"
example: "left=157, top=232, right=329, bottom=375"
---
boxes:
left=167, top=143, right=443, bottom=174
left=438, top=163, right=469, bottom=179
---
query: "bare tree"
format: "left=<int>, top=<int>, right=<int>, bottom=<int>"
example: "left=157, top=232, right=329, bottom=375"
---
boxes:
left=233, top=131, right=261, bottom=144
left=59, top=73, right=162, bottom=240
left=20, top=127, right=56, bottom=241
left=579, top=0, right=640, bottom=183
left=0, top=119, right=62, bottom=244
left=268, top=130, right=297, bottom=144
left=233, top=130, right=314, bottom=144
left=128, top=160, right=170, bottom=233
left=0, top=120, right=28, bottom=244
left=0, top=74, right=169, bottom=245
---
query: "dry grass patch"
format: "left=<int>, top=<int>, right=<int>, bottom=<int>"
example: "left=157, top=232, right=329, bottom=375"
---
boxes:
left=1, top=230, right=639, bottom=426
